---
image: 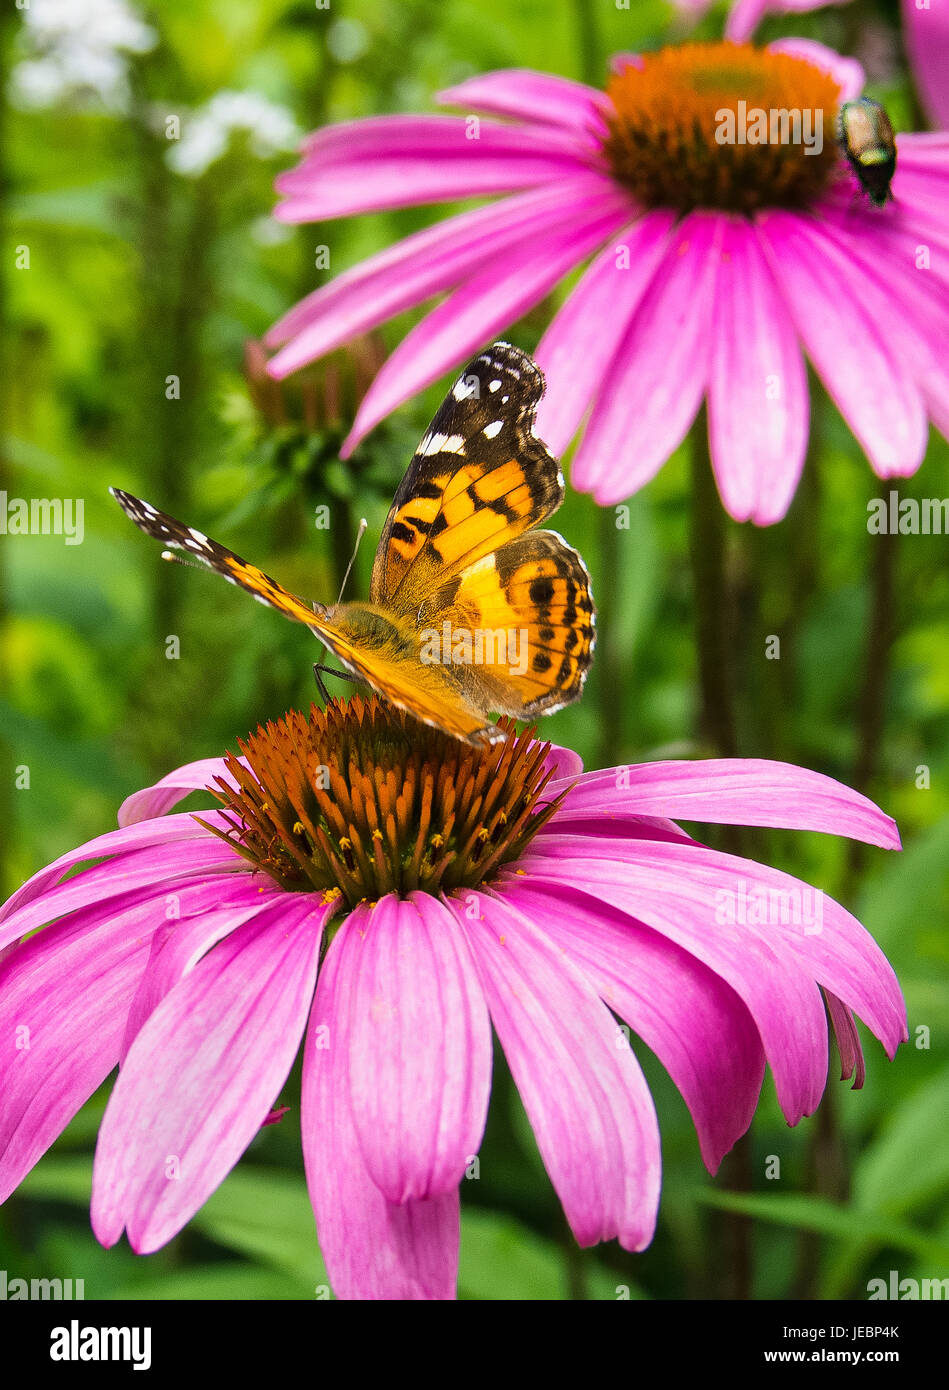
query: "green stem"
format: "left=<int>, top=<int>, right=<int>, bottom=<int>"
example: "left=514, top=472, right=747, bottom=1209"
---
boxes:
left=572, top=0, right=602, bottom=86
left=688, top=406, right=739, bottom=760
left=843, top=523, right=898, bottom=886
left=595, top=506, right=628, bottom=768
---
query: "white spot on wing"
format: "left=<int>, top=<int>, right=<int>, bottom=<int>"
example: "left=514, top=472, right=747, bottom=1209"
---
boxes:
left=483, top=420, right=503, bottom=439
left=488, top=379, right=502, bottom=392
left=418, top=431, right=466, bottom=457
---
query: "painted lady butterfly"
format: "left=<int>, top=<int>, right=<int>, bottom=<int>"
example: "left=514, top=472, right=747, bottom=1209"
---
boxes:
left=112, top=343, right=595, bottom=745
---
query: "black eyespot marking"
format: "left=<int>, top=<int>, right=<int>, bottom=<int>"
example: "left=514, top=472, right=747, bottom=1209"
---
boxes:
left=533, top=651, right=552, bottom=673
left=529, top=576, right=555, bottom=606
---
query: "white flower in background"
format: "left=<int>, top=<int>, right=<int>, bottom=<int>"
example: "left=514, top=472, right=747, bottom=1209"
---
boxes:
left=9, top=0, right=156, bottom=112
left=166, top=92, right=301, bottom=178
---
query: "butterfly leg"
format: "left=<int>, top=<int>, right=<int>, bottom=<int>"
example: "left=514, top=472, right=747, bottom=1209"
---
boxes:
left=312, top=662, right=365, bottom=696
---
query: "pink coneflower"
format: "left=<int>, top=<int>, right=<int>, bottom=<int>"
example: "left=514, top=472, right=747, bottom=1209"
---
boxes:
left=265, top=38, right=949, bottom=525
left=0, top=698, right=906, bottom=1299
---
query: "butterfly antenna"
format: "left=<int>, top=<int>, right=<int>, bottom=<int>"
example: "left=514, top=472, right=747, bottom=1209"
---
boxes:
left=336, top=517, right=368, bottom=604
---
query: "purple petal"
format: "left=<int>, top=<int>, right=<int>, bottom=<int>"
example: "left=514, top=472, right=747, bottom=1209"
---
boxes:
left=517, top=839, right=829, bottom=1123
left=543, top=813, right=697, bottom=845
left=824, top=989, right=866, bottom=1089
left=329, top=894, right=491, bottom=1202
left=509, top=879, right=764, bottom=1173
left=0, top=811, right=229, bottom=926
left=768, top=39, right=864, bottom=103
left=757, top=212, right=927, bottom=479
left=121, top=878, right=292, bottom=1059
left=0, top=891, right=163, bottom=1202
left=708, top=216, right=808, bottom=524
left=266, top=176, right=612, bottom=379
left=0, top=839, right=244, bottom=954
left=437, top=69, right=609, bottom=137
left=118, top=759, right=244, bottom=826
left=274, top=116, right=594, bottom=221
left=570, top=212, right=722, bottom=505
left=341, top=193, right=629, bottom=454
left=91, top=897, right=329, bottom=1253
left=533, top=210, right=675, bottom=456
left=723, top=0, right=769, bottom=41
left=538, top=741, right=584, bottom=783
left=903, top=0, right=949, bottom=128
left=302, top=926, right=458, bottom=1299
left=449, top=889, right=662, bottom=1251
left=553, top=758, right=901, bottom=848
left=810, top=208, right=949, bottom=441
left=523, top=833, right=906, bottom=1071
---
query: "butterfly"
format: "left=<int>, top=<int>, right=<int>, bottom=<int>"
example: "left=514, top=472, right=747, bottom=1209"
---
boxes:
left=111, top=342, right=595, bottom=746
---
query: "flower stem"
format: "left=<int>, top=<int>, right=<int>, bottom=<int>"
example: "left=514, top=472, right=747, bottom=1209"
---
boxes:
left=844, top=524, right=898, bottom=884
left=572, top=0, right=602, bottom=86
left=688, top=406, right=739, bottom=760
left=595, top=505, right=629, bottom=767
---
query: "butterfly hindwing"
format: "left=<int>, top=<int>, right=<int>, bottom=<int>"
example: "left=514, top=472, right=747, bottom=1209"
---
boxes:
left=419, top=530, right=596, bottom=716
left=369, top=343, right=565, bottom=613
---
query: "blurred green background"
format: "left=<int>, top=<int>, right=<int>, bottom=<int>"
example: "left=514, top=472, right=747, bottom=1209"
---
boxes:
left=1, top=0, right=948, bottom=1300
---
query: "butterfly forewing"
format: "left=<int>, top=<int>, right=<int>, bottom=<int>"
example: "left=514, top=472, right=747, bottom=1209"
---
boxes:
left=369, top=343, right=565, bottom=612
left=109, top=489, right=325, bottom=627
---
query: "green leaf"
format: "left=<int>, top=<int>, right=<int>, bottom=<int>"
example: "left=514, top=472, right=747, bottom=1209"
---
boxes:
left=696, top=1188, right=949, bottom=1268
left=192, top=1168, right=329, bottom=1289
left=112, top=1265, right=315, bottom=1300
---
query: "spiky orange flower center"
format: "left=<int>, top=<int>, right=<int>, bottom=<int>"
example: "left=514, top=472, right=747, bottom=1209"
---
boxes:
left=200, top=696, right=568, bottom=908
left=602, top=42, right=842, bottom=213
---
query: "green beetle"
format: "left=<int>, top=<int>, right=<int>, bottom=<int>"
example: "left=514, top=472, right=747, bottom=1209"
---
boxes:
left=838, top=97, right=896, bottom=207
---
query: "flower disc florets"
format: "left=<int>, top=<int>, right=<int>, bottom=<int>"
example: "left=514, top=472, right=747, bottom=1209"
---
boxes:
left=603, top=42, right=842, bottom=213
left=201, top=697, right=568, bottom=908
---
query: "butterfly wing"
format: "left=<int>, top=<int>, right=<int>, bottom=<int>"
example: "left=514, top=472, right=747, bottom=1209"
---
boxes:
left=419, top=530, right=596, bottom=717
left=109, top=489, right=328, bottom=627
left=369, top=343, right=565, bottom=612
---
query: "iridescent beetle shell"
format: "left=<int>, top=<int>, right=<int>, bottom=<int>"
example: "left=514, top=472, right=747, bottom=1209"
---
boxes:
left=838, top=97, right=896, bottom=207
